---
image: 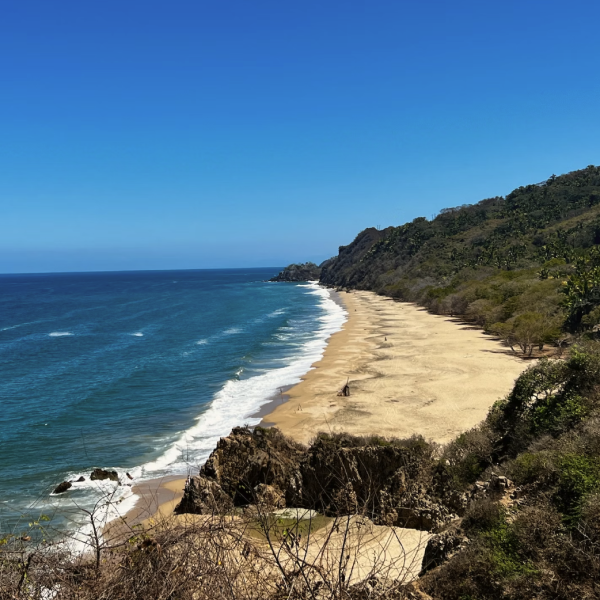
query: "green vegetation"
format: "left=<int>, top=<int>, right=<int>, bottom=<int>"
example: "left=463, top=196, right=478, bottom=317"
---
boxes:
left=246, top=514, right=332, bottom=541
left=423, top=343, right=600, bottom=599
left=321, top=165, right=600, bottom=347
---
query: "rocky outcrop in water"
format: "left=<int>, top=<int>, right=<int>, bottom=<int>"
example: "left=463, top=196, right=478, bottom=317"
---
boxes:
left=269, top=262, right=322, bottom=282
left=53, top=481, right=72, bottom=494
left=90, top=468, right=120, bottom=483
left=175, top=427, right=455, bottom=531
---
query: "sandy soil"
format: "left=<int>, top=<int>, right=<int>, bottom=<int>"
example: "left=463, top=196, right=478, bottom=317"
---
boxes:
left=262, top=290, right=529, bottom=446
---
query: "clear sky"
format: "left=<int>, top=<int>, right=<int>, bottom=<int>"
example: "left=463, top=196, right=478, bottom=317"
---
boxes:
left=2, top=0, right=600, bottom=273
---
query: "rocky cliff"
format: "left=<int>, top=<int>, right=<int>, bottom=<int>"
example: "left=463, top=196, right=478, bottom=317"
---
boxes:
left=175, top=427, right=456, bottom=532
left=269, top=262, right=323, bottom=282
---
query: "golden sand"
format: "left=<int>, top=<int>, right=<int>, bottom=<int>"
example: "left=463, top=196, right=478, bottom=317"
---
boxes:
left=262, top=290, right=529, bottom=445
left=109, top=289, right=531, bottom=583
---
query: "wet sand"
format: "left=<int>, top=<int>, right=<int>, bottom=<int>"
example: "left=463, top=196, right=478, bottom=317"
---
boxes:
left=103, top=476, right=187, bottom=543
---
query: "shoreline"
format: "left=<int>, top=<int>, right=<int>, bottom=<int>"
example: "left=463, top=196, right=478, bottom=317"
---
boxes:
left=112, top=286, right=529, bottom=529
left=103, top=475, right=187, bottom=543
left=107, top=284, right=347, bottom=531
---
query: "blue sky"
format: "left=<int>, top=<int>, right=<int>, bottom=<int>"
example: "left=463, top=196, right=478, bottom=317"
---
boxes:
left=2, top=0, right=599, bottom=273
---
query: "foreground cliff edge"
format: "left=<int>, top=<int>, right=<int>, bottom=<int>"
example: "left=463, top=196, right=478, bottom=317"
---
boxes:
left=168, top=342, right=600, bottom=598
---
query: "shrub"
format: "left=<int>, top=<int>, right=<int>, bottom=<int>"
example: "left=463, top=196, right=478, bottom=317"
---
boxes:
left=461, top=498, right=504, bottom=533
left=554, top=453, right=600, bottom=523
left=531, top=392, right=588, bottom=434
left=442, top=426, right=494, bottom=489
left=579, top=492, right=600, bottom=543
left=508, top=451, right=555, bottom=486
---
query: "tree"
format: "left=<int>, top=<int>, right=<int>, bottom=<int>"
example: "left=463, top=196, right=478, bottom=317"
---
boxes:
left=443, top=294, right=469, bottom=316
left=493, top=313, right=561, bottom=356
left=491, top=322, right=517, bottom=352
left=562, top=254, right=600, bottom=330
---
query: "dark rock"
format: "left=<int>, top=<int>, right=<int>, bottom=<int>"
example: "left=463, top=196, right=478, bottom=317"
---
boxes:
left=200, top=426, right=304, bottom=505
left=420, top=526, right=469, bottom=574
left=90, top=468, right=120, bottom=483
left=269, top=262, right=322, bottom=282
left=176, top=426, right=304, bottom=513
left=253, top=483, right=285, bottom=508
left=510, top=487, right=523, bottom=500
left=300, top=436, right=452, bottom=530
left=176, top=426, right=453, bottom=532
left=489, top=474, right=513, bottom=491
left=76, top=476, right=85, bottom=482
left=174, top=476, right=233, bottom=515
left=53, top=481, right=72, bottom=494
left=174, top=426, right=304, bottom=514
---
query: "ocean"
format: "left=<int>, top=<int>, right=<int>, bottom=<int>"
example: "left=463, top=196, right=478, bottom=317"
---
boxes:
left=0, top=269, right=346, bottom=541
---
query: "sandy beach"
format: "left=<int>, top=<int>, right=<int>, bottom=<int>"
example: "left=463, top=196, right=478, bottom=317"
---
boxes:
left=107, top=287, right=531, bottom=583
left=262, top=290, right=529, bottom=446
left=119, top=288, right=530, bottom=527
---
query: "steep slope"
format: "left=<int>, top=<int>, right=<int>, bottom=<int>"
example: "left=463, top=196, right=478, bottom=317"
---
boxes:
left=321, top=165, right=600, bottom=338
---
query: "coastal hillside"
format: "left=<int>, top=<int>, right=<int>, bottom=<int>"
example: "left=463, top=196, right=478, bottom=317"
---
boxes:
left=318, top=165, right=600, bottom=343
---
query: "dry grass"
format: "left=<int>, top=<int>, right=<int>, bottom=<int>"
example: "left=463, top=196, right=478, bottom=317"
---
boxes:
left=0, top=489, right=430, bottom=600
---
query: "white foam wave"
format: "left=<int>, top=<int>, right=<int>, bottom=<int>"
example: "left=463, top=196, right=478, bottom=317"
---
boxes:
left=67, top=283, right=346, bottom=545
left=1, top=322, right=33, bottom=332
left=130, top=332, right=144, bottom=337
left=140, top=283, right=346, bottom=476
left=46, top=467, right=142, bottom=554
left=196, top=339, right=208, bottom=345
left=223, top=327, right=242, bottom=335
left=49, top=332, right=74, bottom=337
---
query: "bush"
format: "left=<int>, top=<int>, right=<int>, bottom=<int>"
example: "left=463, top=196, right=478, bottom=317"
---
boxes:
left=508, top=451, right=555, bottom=486
left=442, top=426, right=494, bottom=489
left=531, top=392, right=588, bottom=434
left=461, top=498, right=504, bottom=533
left=492, top=312, right=562, bottom=355
left=555, top=453, right=600, bottom=523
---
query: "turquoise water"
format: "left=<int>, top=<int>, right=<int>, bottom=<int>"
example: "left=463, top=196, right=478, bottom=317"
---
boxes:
left=0, top=269, right=345, bottom=539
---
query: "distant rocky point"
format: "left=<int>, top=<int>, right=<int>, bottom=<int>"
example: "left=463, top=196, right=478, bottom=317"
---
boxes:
left=269, top=261, right=323, bottom=282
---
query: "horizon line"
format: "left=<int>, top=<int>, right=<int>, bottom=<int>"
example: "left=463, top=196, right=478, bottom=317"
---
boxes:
left=0, top=266, right=286, bottom=277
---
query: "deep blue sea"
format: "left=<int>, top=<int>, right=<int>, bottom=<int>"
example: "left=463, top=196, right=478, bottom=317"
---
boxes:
left=0, top=269, right=346, bottom=541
